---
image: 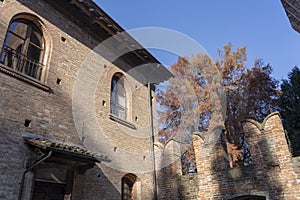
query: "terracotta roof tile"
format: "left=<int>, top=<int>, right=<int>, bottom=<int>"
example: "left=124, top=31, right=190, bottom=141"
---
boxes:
left=23, top=138, right=110, bottom=163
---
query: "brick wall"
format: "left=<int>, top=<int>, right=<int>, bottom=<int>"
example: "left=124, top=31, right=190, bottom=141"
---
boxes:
left=157, top=139, right=182, bottom=199
left=0, top=0, right=155, bottom=199
left=158, top=112, right=300, bottom=199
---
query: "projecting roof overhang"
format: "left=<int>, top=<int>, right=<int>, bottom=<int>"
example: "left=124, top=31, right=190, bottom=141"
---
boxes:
left=43, top=0, right=173, bottom=84
left=22, top=133, right=110, bottom=169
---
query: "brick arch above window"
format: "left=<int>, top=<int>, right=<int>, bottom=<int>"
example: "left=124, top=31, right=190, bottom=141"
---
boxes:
left=0, top=13, right=52, bottom=90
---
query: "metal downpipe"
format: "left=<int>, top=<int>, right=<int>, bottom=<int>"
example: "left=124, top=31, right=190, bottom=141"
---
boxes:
left=18, top=150, right=52, bottom=200
left=148, top=82, right=158, bottom=200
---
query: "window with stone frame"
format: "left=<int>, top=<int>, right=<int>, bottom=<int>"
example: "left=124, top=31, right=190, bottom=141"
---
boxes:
left=110, top=73, right=127, bottom=120
left=0, top=19, right=45, bottom=80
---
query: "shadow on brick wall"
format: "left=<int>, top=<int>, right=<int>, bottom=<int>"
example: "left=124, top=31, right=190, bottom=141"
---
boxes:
left=156, top=139, right=182, bottom=200
left=157, top=164, right=181, bottom=199
left=73, top=165, right=120, bottom=200
left=156, top=139, right=201, bottom=200
left=211, top=136, right=283, bottom=199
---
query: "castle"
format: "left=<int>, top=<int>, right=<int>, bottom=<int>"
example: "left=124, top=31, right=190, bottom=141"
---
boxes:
left=0, top=0, right=299, bottom=200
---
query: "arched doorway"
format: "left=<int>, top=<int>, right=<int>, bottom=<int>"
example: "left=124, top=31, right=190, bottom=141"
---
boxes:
left=121, top=174, right=138, bottom=200
left=229, top=195, right=266, bottom=200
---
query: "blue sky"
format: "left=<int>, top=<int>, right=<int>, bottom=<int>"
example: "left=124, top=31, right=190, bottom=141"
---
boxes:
left=95, top=1, right=300, bottom=81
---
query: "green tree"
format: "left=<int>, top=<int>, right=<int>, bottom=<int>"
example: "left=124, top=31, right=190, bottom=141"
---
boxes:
left=279, top=66, right=300, bottom=156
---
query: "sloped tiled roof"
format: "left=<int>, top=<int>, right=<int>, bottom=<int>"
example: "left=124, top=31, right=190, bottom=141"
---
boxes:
left=23, top=138, right=109, bottom=163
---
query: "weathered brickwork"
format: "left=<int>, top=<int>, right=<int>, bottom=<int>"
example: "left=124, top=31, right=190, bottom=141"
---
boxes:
left=156, top=139, right=182, bottom=200
left=0, top=0, right=159, bottom=199
left=2, top=1, right=299, bottom=200
left=158, top=112, right=300, bottom=199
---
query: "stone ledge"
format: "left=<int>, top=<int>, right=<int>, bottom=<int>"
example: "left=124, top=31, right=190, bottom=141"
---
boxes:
left=0, top=63, right=52, bottom=92
left=108, top=113, right=136, bottom=129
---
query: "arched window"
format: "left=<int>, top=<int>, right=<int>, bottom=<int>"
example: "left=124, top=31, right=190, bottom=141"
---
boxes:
left=0, top=19, right=44, bottom=80
left=110, top=73, right=127, bottom=120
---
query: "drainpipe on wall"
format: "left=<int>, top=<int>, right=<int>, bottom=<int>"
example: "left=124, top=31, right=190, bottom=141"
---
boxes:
left=148, top=82, right=158, bottom=200
left=18, top=150, right=52, bottom=200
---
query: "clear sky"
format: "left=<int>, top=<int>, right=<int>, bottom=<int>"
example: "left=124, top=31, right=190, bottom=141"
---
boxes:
left=95, top=1, right=300, bottom=81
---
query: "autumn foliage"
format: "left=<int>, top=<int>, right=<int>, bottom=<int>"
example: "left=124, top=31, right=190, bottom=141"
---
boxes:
left=216, top=44, right=279, bottom=166
left=157, top=43, right=280, bottom=171
left=156, top=55, right=214, bottom=173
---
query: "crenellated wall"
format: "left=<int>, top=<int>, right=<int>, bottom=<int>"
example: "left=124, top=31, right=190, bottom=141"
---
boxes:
left=158, top=112, right=300, bottom=199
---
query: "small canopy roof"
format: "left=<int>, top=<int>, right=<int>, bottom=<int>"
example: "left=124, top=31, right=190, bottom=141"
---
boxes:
left=23, top=134, right=110, bottom=164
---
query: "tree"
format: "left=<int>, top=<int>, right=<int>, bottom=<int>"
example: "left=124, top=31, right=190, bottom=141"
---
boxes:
left=157, top=55, right=213, bottom=142
left=279, top=66, right=300, bottom=156
left=157, top=43, right=280, bottom=170
left=216, top=43, right=247, bottom=144
left=216, top=43, right=280, bottom=166
left=156, top=55, right=214, bottom=174
left=241, top=60, right=279, bottom=122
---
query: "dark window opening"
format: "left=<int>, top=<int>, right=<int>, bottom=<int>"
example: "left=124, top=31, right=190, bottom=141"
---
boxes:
left=32, top=181, right=65, bottom=200
left=32, top=167, right=73, bottom=200
left=240, top=135, right=252, bottom=166
left=24, top=119, right=31, bottom=127
left=56, top=78, right=62, bottom=85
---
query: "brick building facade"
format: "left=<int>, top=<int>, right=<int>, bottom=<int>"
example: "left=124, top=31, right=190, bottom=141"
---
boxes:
left=1, top=1, right=299, bottom=200
left=0, top=0, right=171, bottom=199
